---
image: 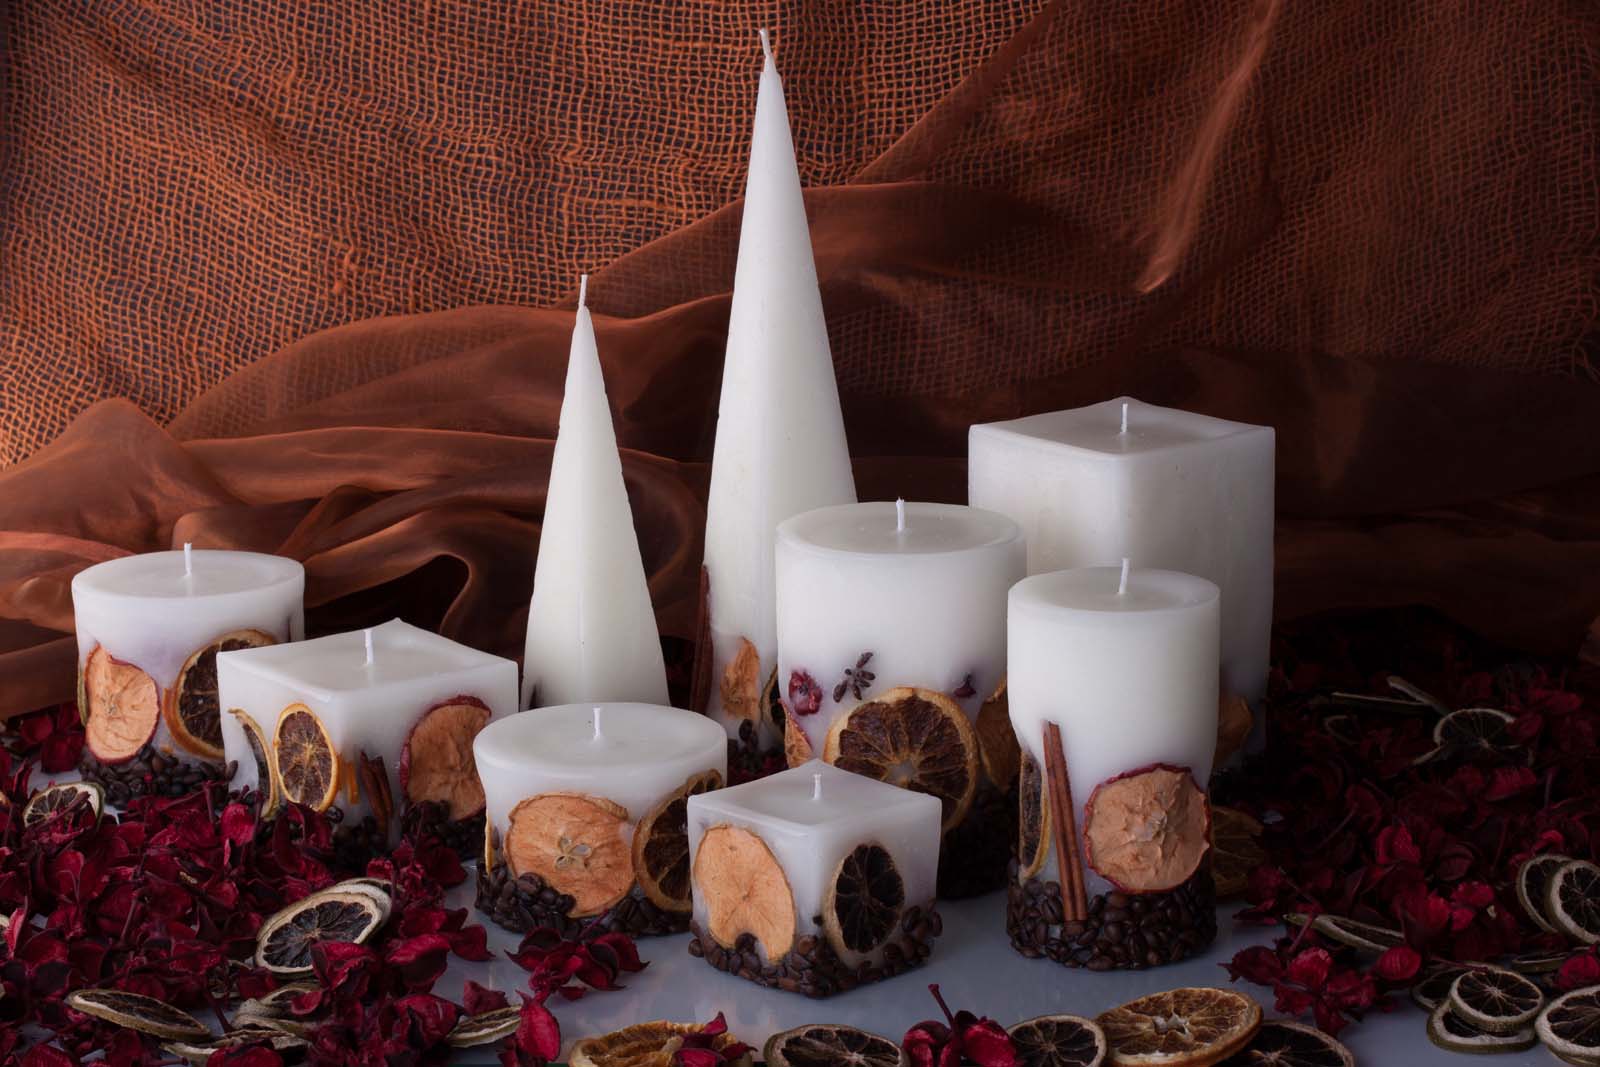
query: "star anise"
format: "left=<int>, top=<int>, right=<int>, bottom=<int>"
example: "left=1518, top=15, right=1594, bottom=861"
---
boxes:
left=832, top=652, right=876, bottom=704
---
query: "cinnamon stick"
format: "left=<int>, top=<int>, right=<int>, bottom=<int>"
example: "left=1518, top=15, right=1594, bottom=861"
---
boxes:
left=688, top=565, right=713, bottom=713
left=1043, top=721, right=1089, bottom=923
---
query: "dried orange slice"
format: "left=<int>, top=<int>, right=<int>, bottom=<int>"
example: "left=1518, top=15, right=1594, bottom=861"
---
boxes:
left=82, top=645, right=160, bottom=764
left=164, top=629, right=276, bottom=760
left=398, top=696, right=491, bottom=819
left=783, top=705, right=814, bottom=767
left=1096, top=988, right=1261, bottom=1067
left=273, top=704, right=339, bottom=812
left=823, top=687, right=979, bottom=832
left=764, top=1024, right=907, bottom=1067
left=975, top=681, right=1020, bottom=790
left=1018, top=750, right=1051, bottom=879
left=1225, top=1020, right=1353, bottom=1066
left=1209, top=806, right=1265, bottom=900
left=229, top=708, right=280, bottom=816
left=1006, top=1014, right=1108, bottom=1067
left=1214, top=694, right=1253, bottom=767
left=506, top=793, right=633, bottom=917
left=631, top=769, right=724, bottom=911
left=570, top=1020, right=754, bottom=1067
left=1084, top=764, right=1210, bottom=894
left=693, top=823, right=796, bottom=959
left=822, top=843, right=905, bottom=959
left=721, top=637, right=764, bottom=722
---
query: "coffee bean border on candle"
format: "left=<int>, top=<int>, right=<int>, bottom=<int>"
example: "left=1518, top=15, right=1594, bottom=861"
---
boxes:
left=401, top=801, right=487, bottom=861
left=687, top=900, right=941, bottom=998
left=475, top=858, right=690, bottom=940
left=78, top=747, right=234, bottom=807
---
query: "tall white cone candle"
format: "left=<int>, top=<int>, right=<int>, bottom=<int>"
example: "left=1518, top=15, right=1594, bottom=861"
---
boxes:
left=700, top=29, right=856, bottom=755
left=522, top=276, right=669, bottom=709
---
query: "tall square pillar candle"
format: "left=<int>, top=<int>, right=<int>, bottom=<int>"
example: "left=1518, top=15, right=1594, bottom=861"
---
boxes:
left=473, top=702, right=727, bottom=938
left=217, top=619, right=518, bottom=860
left=686, top=760, right=942, bottom=996
left=969, top=397, right=1272, bottom=746
left=775, top=500, right=1024, bottom=898
left=1006, top=566, right=1220, bottom=970
left=71, top=547, right=304, bottom=804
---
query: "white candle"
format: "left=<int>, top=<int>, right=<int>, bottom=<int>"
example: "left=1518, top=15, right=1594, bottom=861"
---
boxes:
left=687, top=760, right=942, bottom=993
left=969, top=397, right=1273, bottom=732
left=474, top=702, right=727, bottom=931
left=71, top=549, right=304, bottom=780
left=700, top=29, right=856, bottom=755
left=216, top=619, right=517, bottom=839
left=523, top=275, right=669, bottom=710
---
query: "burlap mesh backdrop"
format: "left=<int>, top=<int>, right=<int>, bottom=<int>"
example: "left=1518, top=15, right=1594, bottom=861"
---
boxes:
left=0, top=0, right=1598, bottom=717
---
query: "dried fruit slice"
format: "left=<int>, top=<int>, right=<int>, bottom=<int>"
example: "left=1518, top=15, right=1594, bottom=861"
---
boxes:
left=1508, top=950, right=1569, bottom=975
left=822, top=843, right=906, bottom=958
left=255, top=889, right=386, bottom=975
left=358, top=751, right=395, bottom=833
left=163, top=1033, right=307, bottom=1066
left=764, top=1024, right=909, bottom=1067
left=229, top=708, right=280, bottom=816
left=1426, top=1002, right=1537, bottom=1054
left=447, top=1005, right=523, bottom=1047
left=975, top=682, right=1020, bottom=790
left=570, top=1020, right=754, bottom=1067
left=823, top=687, right=979, bottom=832
left=1209, top=807, right=1265, bottom=900
left=1309, top=914, right=1405, bottom=954
left=21, top=781, right=104, bottom=828
left=1084, top=764, right=1211, bottom=894
left=1214, top=694, right=1253, bottom=768
left=1518, top=853, right=1572, bottom=933
left=1547, top=860, right=1600, bottom=945
left=1007, top=1013, right=1108, bottom=1067
left=693, top=823, right=796, bottom=959
left=232, top=981, right=317, bottom=1031
left=1410, top=966, right=1468, bottom=1011
left=505, top=792, right=632, bottom=917
left=1216, top=1020, right=1351, bottom=1067
left=309, top=879, right=394, bottom=924
left=82, top=645, right=160, bottom=764
left=1448, top=967, right=1544, bottom=1033
left=721, top=637, right=764, bottom=722
left=1096, top=988, right=1261, bottom=1067
left=398, top=695, right=491, bottom=819
left=1018, top=750, right=1051, bottom=879
left=1433, top=707, right=1516, bottom=753
left=632, top=769, right=724, bottom=911
left=784, top=705, right=814, bottom=767
left=1537, top=987, right=1600, bottom=1065
left=66, top=989, right=208, bottom=1039
left=274, top=704, right=339, bottom=811
left=165, top=629, right=276, bottom=760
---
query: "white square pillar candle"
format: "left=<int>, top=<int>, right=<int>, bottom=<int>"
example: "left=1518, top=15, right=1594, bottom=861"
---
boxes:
left=969, top=397, right=1273, bottom=748
left=686, top=760, right=943, bottom=997
left=71, top=546, right=304, bottom=804
left=216, top=619, right=517, bottom=859
left=775, top=500, right=1024, bottom=898
left=472, top=702, right=727, bottom=938
left=1006, top=565, right=1221, bottom=970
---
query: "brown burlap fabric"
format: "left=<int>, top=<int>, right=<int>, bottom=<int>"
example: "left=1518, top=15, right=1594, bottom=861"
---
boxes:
left=0, top=1, right=1597, bottom=716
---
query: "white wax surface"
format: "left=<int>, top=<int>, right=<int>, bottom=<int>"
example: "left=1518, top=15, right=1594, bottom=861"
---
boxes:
left=217, top=619, right=518, bottom=824
left=474, top=703, right=727, bottom=840
left=1007, top=567, right=1219, bottom=896
left=776, top=502, right=1023, bottom=754
left=969, top=397, right=1273, bottom=722
left=687, top=761, right=941, bottom=965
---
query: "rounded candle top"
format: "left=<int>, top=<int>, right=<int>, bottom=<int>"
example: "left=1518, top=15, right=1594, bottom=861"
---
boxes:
left=777, top=501, right=1020, bottom=557
left=1011, top=565, right=1219, bottom=616
left=72, top=549, right=304, bottom=600
left=474, top=702, right=725, bottom=774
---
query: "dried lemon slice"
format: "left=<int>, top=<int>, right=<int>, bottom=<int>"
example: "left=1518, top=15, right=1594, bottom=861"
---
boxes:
left=166, top=629, right=276, bottom=760
left=764, top=1024, right=908, bottom=1067
left=506, top=792, right=633, bottom=917
left=1309, top=914, right=1404, bottom=954
left=66, top=989, right=208, bottom=1040
left=447, top=1005, right=523, bottom=1047
left=975, top=681, right=1020, bottom=790
left=693, top=823, right=796, bottom=959
left=1084, top=765, right=1210, bottom=893
left=1426, top=1002, right=1536, bottom=1054
left=230, top=708, right=280, bottom=816
left=399, top=696, right=491, bottom=819
left=1537, top=986, right=1600, bottom=1065
left=1517, top=853, right=1571, bottom=933
left=1018, top=751, right=1050, bottom=879
left=1410, top=966, right=1467, bottom=1012
left=82, top=645, right=160, bottom=764
left=822, top=843, right=905, bottom=959
left=1547, top=860, right=1600, bottom=945
left=1097, top=988, right=1261, bottom=1067
left=1007, top=1013, right=1108, bottom=1067
left=21, top=781, right=104, bottom=829
left=1448, top=967, right=1544, bottom=1034
left=273, top=704, right=339, bottom=811
left=631, top=769, right=723, bottom=911
left=570, top=1019, right=753, bottom=1067
left=823, top=686, right=979, bottom=832
left=255, top=889, right=387, bottom=975
left=1224, top=1020, right=1353, bottom=1066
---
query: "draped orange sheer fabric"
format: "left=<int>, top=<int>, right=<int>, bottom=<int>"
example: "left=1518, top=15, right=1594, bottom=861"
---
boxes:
left=1, top=0, right=1597, bottom=717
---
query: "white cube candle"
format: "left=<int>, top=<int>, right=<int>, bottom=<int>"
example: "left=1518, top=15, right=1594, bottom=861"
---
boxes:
left=473, top=702, right=727, bottom=937
left=775, top=500, right=1024, bottom=897
left=217, top=619, right=517, bottom=854
left=686, top=760, right=942, bottom=996
left=71, top=548, right=304, bottom=799
left=969, top=397, right=1273, bottom=727
left=1006, top=566, right=1221, bottom=970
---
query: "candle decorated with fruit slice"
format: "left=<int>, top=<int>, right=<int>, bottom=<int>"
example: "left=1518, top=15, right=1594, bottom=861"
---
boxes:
left=473, top=702, right=727, bottom=938
left=71, top=546, right=304, bottom=803
left=1006, top=563, right=1221, bottom=970
left=216, top=619, right=517, bottom=860
left=521, top=275, right=669, bottom=709
left=775, top=500, right=1024, bottom=897
left=696, top=28, right=856, bottom=778
left=685, top=760, right=942, bottom=996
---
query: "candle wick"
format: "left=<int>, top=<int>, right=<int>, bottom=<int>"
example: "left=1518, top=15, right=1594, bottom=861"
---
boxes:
left=183, top=542, right=193, bottom=578
left=758, top=27, right=772, bottom=61
left=364, top=628, right=374, bottom=666
left=1120, top=401, right=1129, bottom=435
left=895, top=498, right=906, bottom=533
left=592, top=706, right=604, bottom=742
left=578, top=273, right=588, bottom=309
left=812, top=772, right=823, bottom=801
left=1117, top=557, right=1130, bottom=596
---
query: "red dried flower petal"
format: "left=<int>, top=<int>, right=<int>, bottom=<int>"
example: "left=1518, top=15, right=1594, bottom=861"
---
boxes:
left=1374, top=945, right=1422, bottom=982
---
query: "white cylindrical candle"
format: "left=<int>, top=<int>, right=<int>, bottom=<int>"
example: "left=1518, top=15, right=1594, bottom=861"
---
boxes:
left=71, top=549, right=304, bottom=791
left=473, top=703, right=727, bottom=935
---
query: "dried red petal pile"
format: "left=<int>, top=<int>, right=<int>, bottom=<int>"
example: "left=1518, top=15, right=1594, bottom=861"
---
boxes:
left=902, top=983, right=1017, bottom=1067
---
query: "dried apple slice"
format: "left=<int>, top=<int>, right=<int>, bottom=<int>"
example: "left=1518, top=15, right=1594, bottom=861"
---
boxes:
left=975, top=680, right=1019, bottom=790
left=693, top=823, right=795, bottom=959
left=505, top=793, right=632, bottom=917
left=1083, top=764, right=1211, bottom=893
left=273, top=704, right=339, bottom=812
left=822, top=843, right=905, bottom=958
left=631, top=769, right=723, bottom=911
left=82, top=645, right=160, bottom=764
left=1018, top=750, right=1051, bottom=879
left=398, top=695, right=491, bottom=819
left=230, top=708, right=280, bottom=816
left=165, top=629, right=277, bottom=760
left=721, top=637, right=764, bottom=722
left=823, top=686, right=979, bottom=833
